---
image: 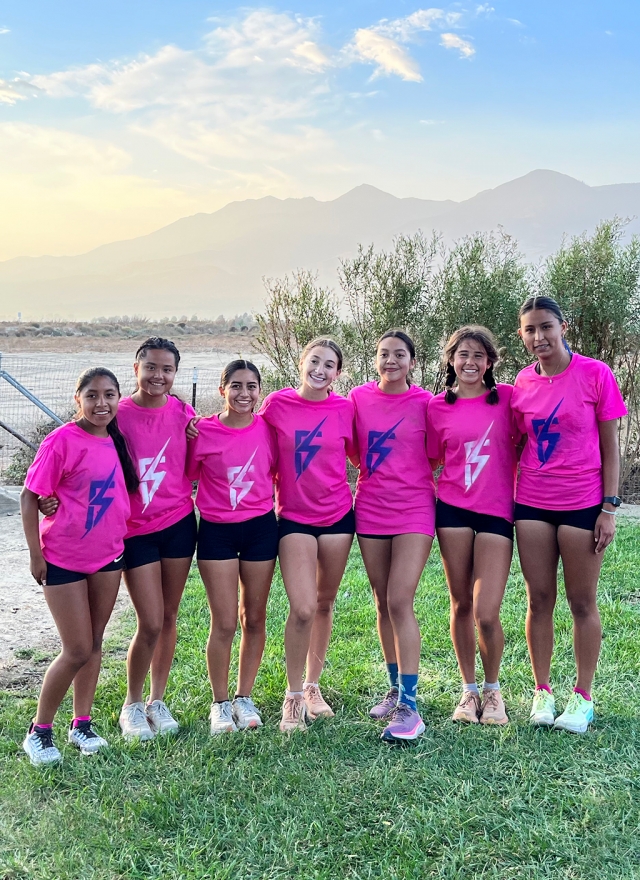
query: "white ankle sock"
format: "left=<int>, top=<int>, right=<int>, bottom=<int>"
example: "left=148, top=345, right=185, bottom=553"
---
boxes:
left=463, top=683, right=479, bottom=694
left=483, top=681, right=500, bottom=691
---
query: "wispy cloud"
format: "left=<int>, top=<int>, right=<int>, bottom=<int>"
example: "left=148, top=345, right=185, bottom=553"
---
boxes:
left=507, top=18, right=524, bottom=27
left=352, top=30, right=423, bottom=82
left=475, top=5, right=494, bottom=14
left=440, top=33, right=475, bottom=58
left=420, top=118, right=444, bottom=124
left=0, top=77, right=38, bottom=105
left=0, top=27, right=10, bottom=35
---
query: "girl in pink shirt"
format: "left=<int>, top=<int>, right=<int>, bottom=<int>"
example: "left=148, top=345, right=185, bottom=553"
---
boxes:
left=260, top=338, right=355, bottom=732
left=349, top=330, right=434, bottom=743
left=20, top=368, right=138, bottom=766
left=186, top=360, right=278, bottom=735
left=116, top=338, right=198, bottom=741
left=427, top=326, right=519, bottom=728
left=513, top=296, right=627, bottom=734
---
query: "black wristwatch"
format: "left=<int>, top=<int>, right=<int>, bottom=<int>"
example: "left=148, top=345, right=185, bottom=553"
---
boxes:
left=603, top=496, right=622, bottom=507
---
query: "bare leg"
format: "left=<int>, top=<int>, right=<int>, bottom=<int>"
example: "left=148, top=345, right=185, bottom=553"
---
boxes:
left=306, top=533, right=353, bottom=683
left=516, top=520, right=559, bottom=687
left=358, top=537, right=396, bottom=664
left=437, top=528, right=475, bottom=683
left=236, top=559, right=276, bottom=696
left=278, top=533, right=319, bottom=692
left=472, top=533, right=513, bottom=684
left=123, top=563, right=163, bottom=705
left=71, top=570, right=122, bottom=717
left=558, top=526, right=605, bottom=694
left=386, top=534, right=433, bottom=673
left=198, top=558, right=240, bottom=702
left=148, top=556, right=191, bottom=702
left=36, top=580, right=93, bottom=725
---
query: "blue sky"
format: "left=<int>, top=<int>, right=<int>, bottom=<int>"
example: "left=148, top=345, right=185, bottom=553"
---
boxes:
left=0, top=1, right=638, bottom=259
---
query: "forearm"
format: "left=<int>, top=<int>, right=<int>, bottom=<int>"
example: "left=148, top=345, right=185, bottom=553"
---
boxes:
left=598, top=419, right=621, bottom=510
left=20, top=488, right=44, bottom=557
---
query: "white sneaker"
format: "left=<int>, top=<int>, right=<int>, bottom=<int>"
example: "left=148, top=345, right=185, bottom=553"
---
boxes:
left=146, top=700, right=179, bottom=735
left=232, top=696, right=263, bottom=730
left=68, top=720, right=108, bottom=755
left=119, top=702, right=155, bottom=741
left=209, top=701, right=238, bottom=735
left=23, top=724, right=62, bottom=766
left=529, top=690, right=556, bottom=727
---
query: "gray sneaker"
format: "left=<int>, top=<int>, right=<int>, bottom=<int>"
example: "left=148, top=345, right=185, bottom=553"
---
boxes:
left=232, top=696, right=263, bottom=730
left=23, top=724, right=62, bottom=766
left=209, top=701, right=238, bottom=735
left=369, top=688, right=399, bottom=720
left=68, top=720, right=108, bottom=755
left=146, top=700, right=179, bottom=735
left=119, top=702, right=155, bottom=741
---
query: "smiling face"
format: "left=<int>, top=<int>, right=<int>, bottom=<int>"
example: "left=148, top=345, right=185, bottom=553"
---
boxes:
left=518, top=308, right=568, bottom=362
left=134, top=348, right=178, bottom=400
left=376, top=337, right=414, bottom=388
left=220, top=368, right=260, bottom=416
left=75, top=375, right=120, bottom=434
left=451, top=338, right=491, bottom=391
left=299, top=345, right=340, bottom=397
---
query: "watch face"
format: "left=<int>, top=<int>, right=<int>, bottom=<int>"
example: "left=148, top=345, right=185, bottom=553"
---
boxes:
left=604, top=496, right=622, bottom=507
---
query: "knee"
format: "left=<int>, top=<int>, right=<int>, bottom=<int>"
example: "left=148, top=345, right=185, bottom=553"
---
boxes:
left=211, top=616, right=238, bottom=642
left=387, top=594, right=413, bottom=623
left=315, top=596, right=334, bottom=617
left=137, top=619, right=162, bottom=647
left=162, top=608, right=178, bottom=631
left=475, top=613, right=500, bottom=640
left=372, top=590, right=389, bottom=618
left=290, top=604, right=315, bottom=628
left=63, top=642, right=92, bottom=669
left=240, top=608, right=266, bottom=635
left=450, top=595, right=473, bottom=619
left=567, top=596, right=597, bottom=620
left=528, top=591, right=556, bottom=616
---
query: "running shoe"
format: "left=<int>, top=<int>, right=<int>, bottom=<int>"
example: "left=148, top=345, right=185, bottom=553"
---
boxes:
left=369, top=687, right=399, bottom=720
left=279, top=694, right=308, bottom=733
left=68, top=719, right=108, bottom=755
left=146, top=700, right=179, bottom=735
left=209, top=701, right=238, bottom=735
left=529, top=690, right=556, bottom=727
left=381, top=703, right=425, bottom=742
left=232, top=696, right=263, bottom=730
left=119, top=702, right=155, bottom=741
left=480, top=689, right=509, bottom=725
left=303, top=684, right=335, bottom=720
left=452, top=690, right=481, bottom=723
left=553, top=693, right=594, bottom=734
left=23, top=724, right=62, bottom=767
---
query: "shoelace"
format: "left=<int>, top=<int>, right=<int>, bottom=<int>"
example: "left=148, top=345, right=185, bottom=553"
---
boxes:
left=460, top=691, right=478, bottom=708
left=236, top=697, right=255, bottom=713
left=73, top=721, right=97, bottom=740
left=390, top=702, right=413, bottom=722
left=564, top=694, right=582, bottom=713
left=34, top=728, right=55, bottom=750
left=151, top=702, right=172, bottom=721
left=283, top=697, right=303, bottom=720
left=128, top=704, right=149, bottom=726
left=483, top=691, right=499, bottom=710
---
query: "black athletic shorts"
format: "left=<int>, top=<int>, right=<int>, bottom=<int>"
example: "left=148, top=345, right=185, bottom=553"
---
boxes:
left=278, top=508, right=356, bottom=541
left=123, top=510, right=198, bottom=570
left=197, top=510, right=279, bottom=562
left=436, top=499, right=514, bottom=540
left=45, top=554, right=124, bottom=586
left=514, top=502, right=602, bottom=532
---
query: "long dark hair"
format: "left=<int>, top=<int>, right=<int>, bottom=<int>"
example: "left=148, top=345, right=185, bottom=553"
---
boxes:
left=443, top=326, right=500, bottom=406
left=377, top=329, right=416, bottom=360
left=135, top=336, right=181, bottom=367
left=519, top=295, right=572, bottom=353
left=76, top=368, right=139, bottom=493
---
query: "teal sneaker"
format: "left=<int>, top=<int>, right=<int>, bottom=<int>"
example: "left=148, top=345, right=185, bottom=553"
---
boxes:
left=553, top=693, right=594, bottom=734
left=529, top=689, right=556, bottom=726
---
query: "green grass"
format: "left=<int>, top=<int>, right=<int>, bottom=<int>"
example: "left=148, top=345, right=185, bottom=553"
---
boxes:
left=2, top=523, right=640, bottom=879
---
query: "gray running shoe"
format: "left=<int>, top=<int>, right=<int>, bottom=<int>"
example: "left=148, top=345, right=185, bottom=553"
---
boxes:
left=146, top=700, right=179, bottom=735
left=232, top=696, right=263, bottom=730
left=209, top=700, right=238, bottom=735
left=23, top=724, right=62, bottom=766
left=119, top=702, right=155, bottom=741
left=68, top=720, right=108, bottom=755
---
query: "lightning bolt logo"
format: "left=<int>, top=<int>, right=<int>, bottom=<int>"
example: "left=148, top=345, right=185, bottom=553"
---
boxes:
left=139, top=438, right=171, bottom=511
left=366, top=419, right=404, bottom=475
left=294, top=418, right=327, bottom=479
left=532, top=399, right=563, bottom=467
left=227, top=448, right=258, bottom=510
left=464, top=422, right=494, bottom=490
left=83, top=465, right=116, bottom=536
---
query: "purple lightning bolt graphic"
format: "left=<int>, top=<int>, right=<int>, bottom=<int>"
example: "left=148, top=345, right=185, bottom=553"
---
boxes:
left=532, top=398, right=563, bottom=467
left=366, top=419, right=404, bottom=475
left=295, top=418, right=327, bottom=479
left=83, top=465, right=117, bottom=536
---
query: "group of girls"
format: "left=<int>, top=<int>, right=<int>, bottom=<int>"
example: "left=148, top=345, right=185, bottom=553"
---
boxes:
left=19, top=293, right=627, bottom=765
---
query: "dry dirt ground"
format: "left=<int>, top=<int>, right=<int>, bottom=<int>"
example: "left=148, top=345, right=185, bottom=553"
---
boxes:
left=0, top=331, right=257, bottom=354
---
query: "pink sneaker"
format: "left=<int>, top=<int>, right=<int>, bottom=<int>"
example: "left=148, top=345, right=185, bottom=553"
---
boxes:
left=369, top=688, right=399, bottom=720
left=381, top=703, right=425, bottom=741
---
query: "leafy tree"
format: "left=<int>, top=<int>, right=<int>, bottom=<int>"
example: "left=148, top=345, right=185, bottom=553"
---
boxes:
left=254, top=270, right=342, bottom=389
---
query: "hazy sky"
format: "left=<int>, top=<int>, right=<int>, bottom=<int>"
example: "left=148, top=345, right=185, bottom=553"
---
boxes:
left=1, top=1, right=638, bottom=261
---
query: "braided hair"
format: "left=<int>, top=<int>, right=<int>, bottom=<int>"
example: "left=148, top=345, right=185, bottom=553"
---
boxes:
left=443, top=325, right=500, bottom=406
left=75, top=368, right=140, bottom=493
left=135, top=336, right=181, bottom=367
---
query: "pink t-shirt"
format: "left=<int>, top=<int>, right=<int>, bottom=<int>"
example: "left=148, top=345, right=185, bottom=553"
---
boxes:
left=349, top=382, right=435, bottom=536
left=427, top=384, right=519, bottom=522
left=186, top=414, right=277, bottom=523
left=512, top=353, right=627, bottom=510
left=117, top=395, right=195, bottom=537
left=24, top=421, right=131, bottom=573
left=259, top=388, right=355, bottom=526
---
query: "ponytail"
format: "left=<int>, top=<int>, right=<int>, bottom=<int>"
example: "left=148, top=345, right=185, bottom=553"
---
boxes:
left=107, top=417, right=139, bottom=494
left=444, top=363, right=457, bottom=405
left=484, top=364, right=499, bottom=406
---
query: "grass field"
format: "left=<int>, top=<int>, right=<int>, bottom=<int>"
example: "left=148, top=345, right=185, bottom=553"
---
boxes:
left=2, top=524, right=640, bottom=880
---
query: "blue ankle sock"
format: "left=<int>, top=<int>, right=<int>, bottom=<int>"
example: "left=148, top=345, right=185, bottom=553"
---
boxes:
left=398, top=673, right=418, bottom=710
left=386, top=663, right=399, bottom=689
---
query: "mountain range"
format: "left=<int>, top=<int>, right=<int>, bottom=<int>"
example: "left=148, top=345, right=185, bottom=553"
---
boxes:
left=1, top=169, right=639, bottom=321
